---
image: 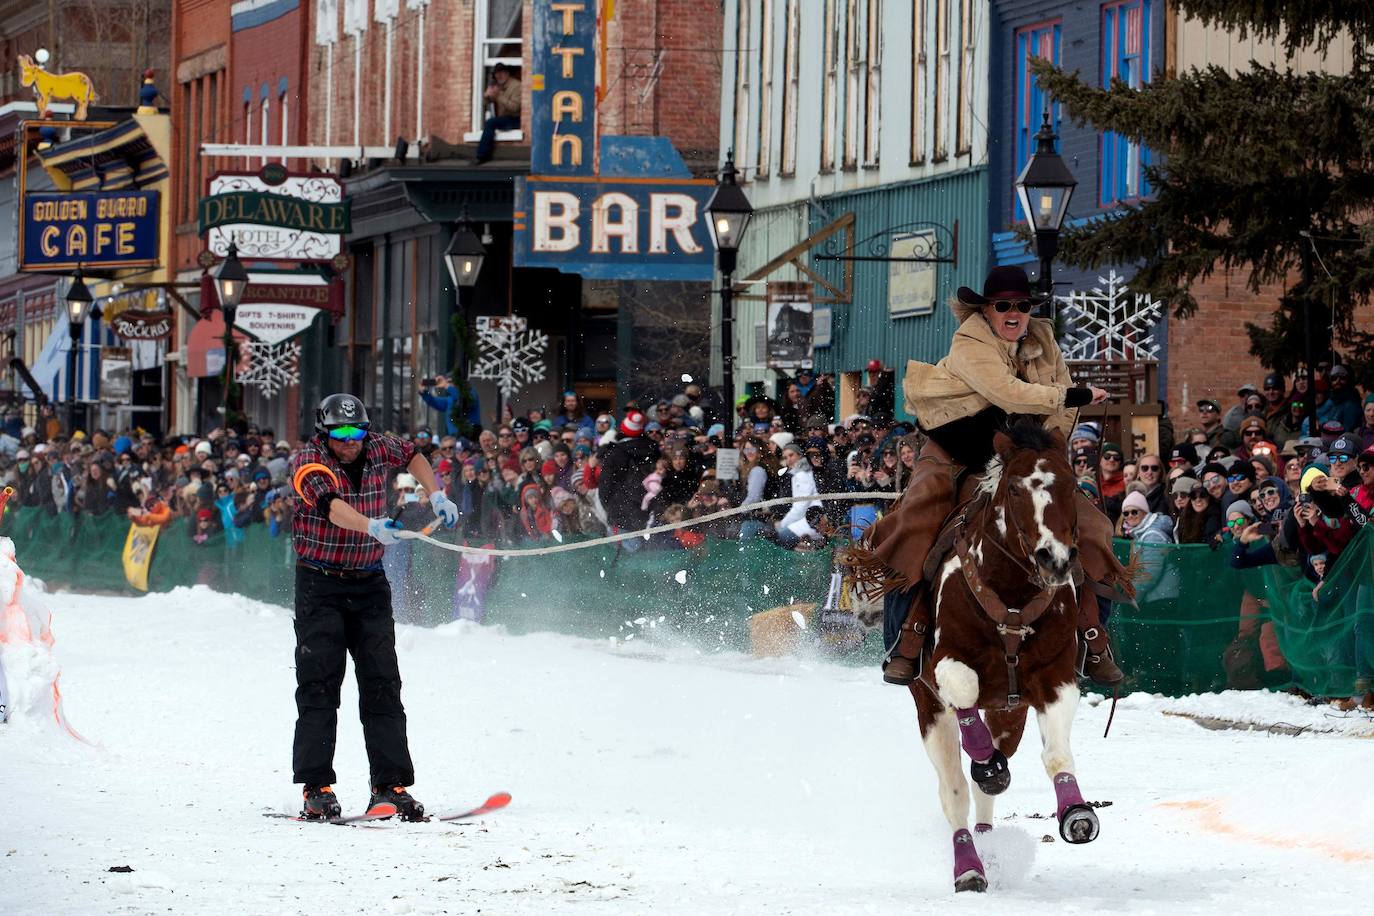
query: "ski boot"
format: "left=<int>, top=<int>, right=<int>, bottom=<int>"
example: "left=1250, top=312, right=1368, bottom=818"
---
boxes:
left=301, top=784, right=342, bottom=820
left=369, top=785, right=426, bottom=821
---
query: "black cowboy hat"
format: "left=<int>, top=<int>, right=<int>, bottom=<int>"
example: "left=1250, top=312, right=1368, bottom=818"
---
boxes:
left=956, top=265, right=1049, bottom=308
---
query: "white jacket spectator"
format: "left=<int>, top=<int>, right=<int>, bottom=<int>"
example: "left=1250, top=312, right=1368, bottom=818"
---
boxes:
left=777, top=444, right=821, bottom=541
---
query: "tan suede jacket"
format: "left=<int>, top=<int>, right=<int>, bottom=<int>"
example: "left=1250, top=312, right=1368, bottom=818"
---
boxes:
left=902, top=301, right=1078, bottom=437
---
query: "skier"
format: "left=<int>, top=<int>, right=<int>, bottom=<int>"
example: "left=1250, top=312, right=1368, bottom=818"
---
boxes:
left=288, top=393, right=458, bottom=820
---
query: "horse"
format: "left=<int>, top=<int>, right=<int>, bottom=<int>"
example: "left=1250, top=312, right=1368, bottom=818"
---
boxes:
left=19, top=55, right=97, bottom=120
left=907, top=419, right=1100, bottom=893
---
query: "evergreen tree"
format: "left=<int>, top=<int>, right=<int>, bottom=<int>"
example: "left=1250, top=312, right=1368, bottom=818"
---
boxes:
left=1029, top=5, right=1374, bottom=384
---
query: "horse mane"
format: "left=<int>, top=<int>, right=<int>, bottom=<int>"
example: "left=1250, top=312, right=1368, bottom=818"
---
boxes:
left=1003, top=415, right=1057, bottom=453
left=977, top=416, right=1061, bottom=496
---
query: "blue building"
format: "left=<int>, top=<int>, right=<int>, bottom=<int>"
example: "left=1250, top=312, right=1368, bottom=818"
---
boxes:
left=988, top=1, right=1168, bottom=379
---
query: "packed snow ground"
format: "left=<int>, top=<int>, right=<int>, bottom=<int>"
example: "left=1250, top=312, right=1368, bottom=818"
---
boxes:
left=5, top=585, right=1374, bottom=916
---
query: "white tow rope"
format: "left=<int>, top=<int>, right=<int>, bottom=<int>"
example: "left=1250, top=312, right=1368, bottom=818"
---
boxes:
left=395, top=491, right=902, bottom=558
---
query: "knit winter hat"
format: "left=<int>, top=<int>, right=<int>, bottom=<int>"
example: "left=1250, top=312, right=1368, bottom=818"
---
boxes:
left=1121, top=491, right=1150, bottom=515
left=619, top=410, right=646, bottom=437
left=1300, top=465, right=1329, bottom=494
left=541, top=459, right=558, bottom=476
left=1071, top=424, right=1100, bottom=445
left=1227, top=500, right=1256, bottom=521
left=1170, top=476, right=1199, bottom=496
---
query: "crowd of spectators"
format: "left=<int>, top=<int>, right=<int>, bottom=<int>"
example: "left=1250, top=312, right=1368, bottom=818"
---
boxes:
left=1068, top=361, right=1373, bottom=708
left=2, top=358, right=1369, bottom=702
left=0, top=364, right=906, bottom=558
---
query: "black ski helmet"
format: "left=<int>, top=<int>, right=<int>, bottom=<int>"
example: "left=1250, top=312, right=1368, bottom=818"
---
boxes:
left=315, top=393, right=370, bottom=435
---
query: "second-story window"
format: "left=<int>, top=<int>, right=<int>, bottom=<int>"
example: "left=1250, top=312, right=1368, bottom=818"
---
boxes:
left=863, top=0, right=881, bottom=166
left=933, top=0, right=949, bottom=160
left=910, top=0, right=926, bottom=164
left=1101, top=0, right=1152, bottom=204
left=734, top=0, right=752, bottom=169
left=821, top=0, right=838, bottom=171
left=260, top=94, right=271, bottom=165
left=843, top=0, right=860, bottom=169
left=1013, top=19, right=1062, bottom=220
left=780, top=0, right=800, bottom=177
left=756, top=0, right=774, bottom=179
left=470, top=0, right=523, bottom=137
left=956, top=0, right=976, bottom=154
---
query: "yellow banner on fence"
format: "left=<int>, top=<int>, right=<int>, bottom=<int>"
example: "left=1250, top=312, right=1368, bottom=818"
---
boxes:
left=122, top=522, right=160, bottom=592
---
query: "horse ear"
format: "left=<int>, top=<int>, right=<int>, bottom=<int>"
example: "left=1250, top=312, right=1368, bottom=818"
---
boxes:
left=1048, top=428, right=1068, bottom=450
left=992, top=431, right=1014, bottom=460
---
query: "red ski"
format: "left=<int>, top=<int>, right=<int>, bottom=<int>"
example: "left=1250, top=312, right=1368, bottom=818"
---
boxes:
left=264, top=792, right=510, bottom=826
left=434, top=791, right=512, bottom=822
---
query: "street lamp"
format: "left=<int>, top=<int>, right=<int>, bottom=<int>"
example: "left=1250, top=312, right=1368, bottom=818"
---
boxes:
left=705, top=154, right=753, bottom=423
left=214, top=240, right=249, bottom=426
left=65, top=267, right=93, bottom=434
left=443, top=215, right=485, bottom=418
left=443, top=218, right=486, bottom=289
left=1014, top=111, right=1078, bottom=299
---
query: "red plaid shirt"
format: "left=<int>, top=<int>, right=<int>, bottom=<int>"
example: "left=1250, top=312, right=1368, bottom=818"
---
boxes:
left=291, top=433, right=416, bottom=569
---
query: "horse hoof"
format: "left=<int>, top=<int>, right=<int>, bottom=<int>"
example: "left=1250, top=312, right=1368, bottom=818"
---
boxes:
left=1059, top=804, right=1100, bottom=844
left=970, top=750, right=1011, bottom=796
left=954, top=870, right=988, bottom=893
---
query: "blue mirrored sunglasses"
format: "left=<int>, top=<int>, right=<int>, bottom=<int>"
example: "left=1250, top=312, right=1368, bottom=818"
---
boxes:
left=327, top=425, right=369, bottom=441
left=1226, top=474, right=1247, bottom=483
left=1332, top=454, right=1353, bottom=463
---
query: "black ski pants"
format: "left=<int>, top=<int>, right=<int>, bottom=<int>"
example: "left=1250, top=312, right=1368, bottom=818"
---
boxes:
left=292, top=564, right=414, bottom=788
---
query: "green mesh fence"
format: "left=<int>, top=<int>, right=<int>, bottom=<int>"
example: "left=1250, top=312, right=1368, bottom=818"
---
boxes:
left=3, top=506, right=1371, bottom=698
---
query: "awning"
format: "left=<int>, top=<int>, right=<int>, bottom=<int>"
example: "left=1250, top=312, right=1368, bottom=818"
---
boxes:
left=26, top=317, right=118, bottom=402
left=186, top=313, right=249, bottom=378
left=37, top=118, right=168, bottom=191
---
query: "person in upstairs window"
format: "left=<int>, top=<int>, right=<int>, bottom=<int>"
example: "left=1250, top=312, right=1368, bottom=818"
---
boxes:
left=475, top=63, right=521, bottom=164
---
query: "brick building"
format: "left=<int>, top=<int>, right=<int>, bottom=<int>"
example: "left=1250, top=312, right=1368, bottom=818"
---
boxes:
left=170, top=0, right=319, bottom=437
left=303, top=0, right=725, bottom=431
left=0, top=0, right=172, bottom=427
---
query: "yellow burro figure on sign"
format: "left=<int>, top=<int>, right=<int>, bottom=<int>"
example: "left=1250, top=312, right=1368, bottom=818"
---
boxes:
left=19, top=50, right=97, bottom=121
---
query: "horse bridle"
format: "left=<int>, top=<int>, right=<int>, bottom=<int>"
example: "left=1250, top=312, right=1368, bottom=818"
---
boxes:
left=952, top=466, right=1074, bottom=709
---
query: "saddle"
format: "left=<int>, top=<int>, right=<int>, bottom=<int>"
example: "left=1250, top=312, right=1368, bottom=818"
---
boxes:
left=920, top=477, right=989, bottom=584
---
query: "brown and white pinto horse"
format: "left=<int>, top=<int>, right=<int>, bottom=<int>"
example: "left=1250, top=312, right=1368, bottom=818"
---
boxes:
left=909, top=420, right=1098, bottom=893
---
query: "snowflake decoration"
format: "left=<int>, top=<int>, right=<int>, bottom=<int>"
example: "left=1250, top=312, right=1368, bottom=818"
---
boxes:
left=1057, top=269, right=1163, bottom=361
left=468, top=316, right=548, bottom=398
left=236, top=340, right=302, bottom=397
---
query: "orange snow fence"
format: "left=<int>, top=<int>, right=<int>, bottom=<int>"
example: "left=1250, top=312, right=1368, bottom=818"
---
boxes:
left=0, top=536, right=88, bottom=742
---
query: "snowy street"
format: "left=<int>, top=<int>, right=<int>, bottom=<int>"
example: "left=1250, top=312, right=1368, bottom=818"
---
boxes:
left=5, top=585, right=1374, bottom=915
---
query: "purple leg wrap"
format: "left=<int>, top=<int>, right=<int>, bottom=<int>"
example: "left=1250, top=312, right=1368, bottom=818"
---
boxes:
left=975, top=822, right=993, bottom=834
left=952, top=828, right=985, bottom=879
left=1053, top=771, right=1086, bottom=817
left=955, top=707, right=996, bottom=762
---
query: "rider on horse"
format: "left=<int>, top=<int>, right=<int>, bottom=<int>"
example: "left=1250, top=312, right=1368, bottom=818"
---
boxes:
left=856, top=265, right=1128, bottom=687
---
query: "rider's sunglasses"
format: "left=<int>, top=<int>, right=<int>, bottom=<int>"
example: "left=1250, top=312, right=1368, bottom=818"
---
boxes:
left=992, top=299, right=1034, bottom=314
left=327, top=425, right=368, bottom=441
